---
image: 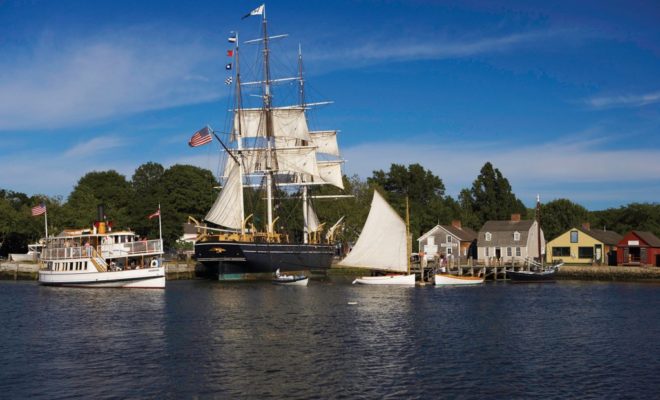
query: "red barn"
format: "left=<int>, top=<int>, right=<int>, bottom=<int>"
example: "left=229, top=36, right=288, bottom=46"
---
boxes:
left=616, top=231, right=660, bottom=267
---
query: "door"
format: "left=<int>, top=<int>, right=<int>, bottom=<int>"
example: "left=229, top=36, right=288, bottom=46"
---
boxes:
left=595, top=244, right=602, bottom=265
left=608, top=250, right=617, bottom=266
left=495, top=248, right=501, bottom=260
left=656, top=254, right=660, bottom=267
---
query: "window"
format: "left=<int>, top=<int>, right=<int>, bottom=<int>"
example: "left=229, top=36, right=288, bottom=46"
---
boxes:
left=578, top=247, right=594, bottom=259
left=552, top=247, right=570, bottom=257
left=507, top=247, right=512, bottom=257
left=513, top=231, right=520, bottom=241
left=447, top=236, right=453, bottom=243
left=515, top=247, right=521, bottom=257
left=570, top=231, right=579, bottom=243
left=485, top=247, right=490, bottom=257
left=485, top=232, right=492, bottom=241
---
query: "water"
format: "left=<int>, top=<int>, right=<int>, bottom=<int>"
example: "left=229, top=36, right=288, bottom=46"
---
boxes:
left=1, top=278, right=659, bottom=399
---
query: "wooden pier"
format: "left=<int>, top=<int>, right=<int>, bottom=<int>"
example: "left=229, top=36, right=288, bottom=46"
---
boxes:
left=412, top=258, right=537, bottom=282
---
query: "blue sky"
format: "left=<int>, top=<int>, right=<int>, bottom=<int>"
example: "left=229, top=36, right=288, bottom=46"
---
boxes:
left=1, top=0, right=659, bottom=210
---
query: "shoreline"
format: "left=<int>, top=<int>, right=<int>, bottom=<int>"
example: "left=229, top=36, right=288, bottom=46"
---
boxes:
left=1, top=261, right=659, bottom=282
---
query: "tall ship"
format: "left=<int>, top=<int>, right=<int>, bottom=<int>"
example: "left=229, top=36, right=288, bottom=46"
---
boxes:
left=38, top=206, right=165, bottom=288
left=194, top=4, right=345, bottom=280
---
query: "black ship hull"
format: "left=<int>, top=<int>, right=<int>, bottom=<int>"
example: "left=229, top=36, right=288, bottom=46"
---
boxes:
left=195, top=240, right=334, bottom=280
left=507, top=269, right=556, bottom=282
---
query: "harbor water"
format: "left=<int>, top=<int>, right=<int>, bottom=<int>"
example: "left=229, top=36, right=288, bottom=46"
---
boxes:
left=1, top=279, right=659, bottom=399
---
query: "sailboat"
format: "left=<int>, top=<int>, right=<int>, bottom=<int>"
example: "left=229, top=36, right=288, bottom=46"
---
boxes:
left=507, top=195, right=562, bottom=282
left=193, top=4, right=345, bottom=280
left=341, top=191, right=415, bottom=286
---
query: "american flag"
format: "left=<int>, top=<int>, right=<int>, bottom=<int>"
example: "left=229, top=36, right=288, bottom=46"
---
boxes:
left=225, top=76, right=233, bottom=85
left=32, top=203, right=46, bottom=216
left=148, top=208, right=160, bottom=219
left=188, top=126, right=213, bottom=147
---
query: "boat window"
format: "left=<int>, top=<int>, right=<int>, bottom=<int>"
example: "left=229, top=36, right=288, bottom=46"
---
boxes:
left=485, top=232, right=492, bottom=241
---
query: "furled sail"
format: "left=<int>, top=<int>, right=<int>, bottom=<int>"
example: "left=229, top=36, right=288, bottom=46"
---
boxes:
left=204, top=162, right=243, bottom=230
left=310, top=130, right=339, bottom=156
left=339, top=191, right=408, bottom=272
left=234, top=107, right=311, bottom=141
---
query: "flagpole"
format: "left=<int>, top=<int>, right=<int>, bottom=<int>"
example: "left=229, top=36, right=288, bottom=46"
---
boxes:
left=158, top=203, right=163, bottom=244
left=44, top=206, right=49, bottom=239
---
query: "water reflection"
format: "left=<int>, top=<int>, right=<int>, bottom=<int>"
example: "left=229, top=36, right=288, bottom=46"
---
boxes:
left=1, top=280, right=660, bottom=399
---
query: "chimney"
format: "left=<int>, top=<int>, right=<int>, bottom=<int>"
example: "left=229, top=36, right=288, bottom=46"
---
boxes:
left=582, top=222, right=591, bottom=231
left=451, top=220, right=462, bottom=229
left=511, top=213, right=521, bottom=222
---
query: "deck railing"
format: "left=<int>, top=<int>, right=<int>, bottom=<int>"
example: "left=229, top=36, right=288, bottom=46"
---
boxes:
left=42, top=239, right=163, bottom=260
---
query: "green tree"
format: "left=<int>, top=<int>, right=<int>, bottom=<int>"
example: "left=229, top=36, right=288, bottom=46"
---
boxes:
left=590, top=203, right=660, bottom=237
left=160, top=164, right=217, bottom=246
left=368, top=163, right=459, bottom=250
left=460, top=162, right=527, bottom=228
left=129, top=162, right=165, bottom=238
left=537, top=198, right=590, bottom=241
left=62, top=171, right=132, bottom=228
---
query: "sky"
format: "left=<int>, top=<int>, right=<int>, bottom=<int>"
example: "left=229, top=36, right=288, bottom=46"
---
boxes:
left=1, top=0, right=659, bottom=210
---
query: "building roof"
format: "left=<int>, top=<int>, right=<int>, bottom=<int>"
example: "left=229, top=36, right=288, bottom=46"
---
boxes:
left=417, top=224, right=477, bottom=242
left=576, top=227, right=622, bottom=245
left=633, top=231, right=660, bottom=247
left=478, top=220, right=535, bottom=247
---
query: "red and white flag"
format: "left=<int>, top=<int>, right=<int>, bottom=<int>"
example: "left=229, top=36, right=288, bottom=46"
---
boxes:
left=32, top=203, right=46, bottom=216
left=148, top=209, right=160, bottom=219
left=188, top=126, right=213, bottom=147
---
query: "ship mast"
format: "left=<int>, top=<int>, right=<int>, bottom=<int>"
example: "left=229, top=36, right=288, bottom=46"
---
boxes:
left=260, top=7, right=275, bottom=236
left=537, top=194, right=542, bottom=266
left=298, top=44, right=311, bottom=244
left=233, top=31, right=246, bottom=235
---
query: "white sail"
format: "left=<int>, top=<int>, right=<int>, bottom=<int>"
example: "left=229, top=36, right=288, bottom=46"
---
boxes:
left=234, top=108, right=311, bottom=141
left=312, top=161, right=344, bottom=189
left=222, top=147, right=318, bottom=177
left=204, top=162, right=243, bottom=230
left=305, top=202, right=320, bottom=232
left=275, top=147, right=319, bottom=176
left=339, top=191, right=408, bottom=272
left=310, top=130, right=339, bottom=156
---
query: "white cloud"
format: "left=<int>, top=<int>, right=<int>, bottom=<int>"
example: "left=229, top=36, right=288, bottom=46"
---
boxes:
left=306, top=28, right=578, bottom=67
left=585, top=90, right=660, bottom=109
left=64, top=136, right=127, bottom=158
left=0, top=27, right=222, bottom=131
left=342, top=135, right=660, bottom=206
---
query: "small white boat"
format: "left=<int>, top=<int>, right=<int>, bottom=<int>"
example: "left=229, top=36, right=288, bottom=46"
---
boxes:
left=272, top=269, right=308, bottom=286
left=352, top=274, right=415, bottom=285
left=9, top=242, right=44, bottom=262
left=434, top=274, right=484, bottom=286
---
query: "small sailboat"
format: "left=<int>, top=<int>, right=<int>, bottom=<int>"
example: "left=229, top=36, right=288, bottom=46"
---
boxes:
left=434, top=273, right=484, bottom=286
left=508, top=195, right=561, bottom=283
left=272, top=268, right=309, bottom=286
left=341, top=191, right=415, bottom=286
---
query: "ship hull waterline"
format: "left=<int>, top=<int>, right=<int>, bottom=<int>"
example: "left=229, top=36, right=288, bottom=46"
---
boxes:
left=38, top=267, right=166, bottom=288
left=195, top=241, right=334, bottom=280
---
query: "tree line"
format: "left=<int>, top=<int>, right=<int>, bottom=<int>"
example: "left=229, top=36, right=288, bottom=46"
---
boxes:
left=1, top=161, right=659, bottom=255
